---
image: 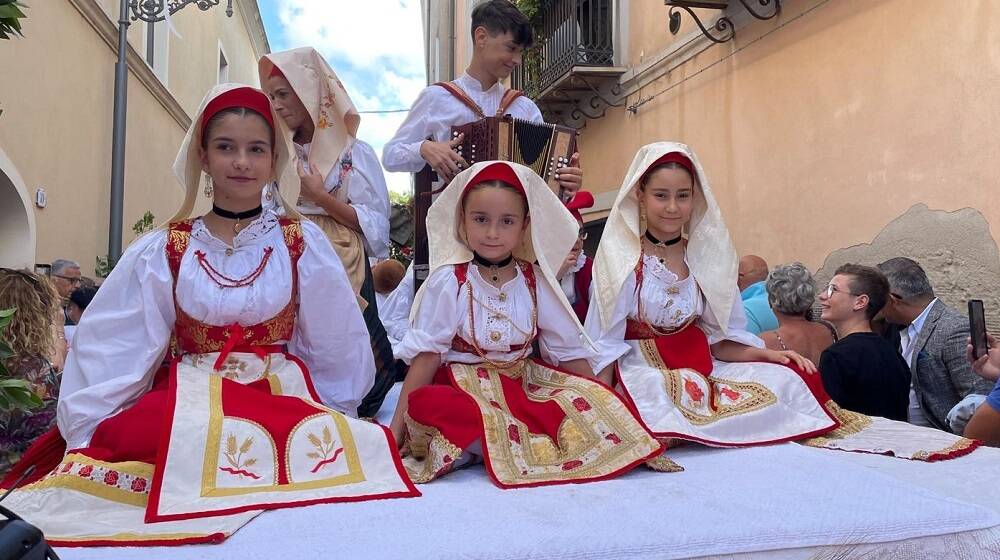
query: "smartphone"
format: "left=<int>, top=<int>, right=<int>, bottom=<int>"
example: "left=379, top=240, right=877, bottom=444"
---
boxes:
left=969, top=299, right=988, bottom=360
left=34, top=263, right=51, bottom=277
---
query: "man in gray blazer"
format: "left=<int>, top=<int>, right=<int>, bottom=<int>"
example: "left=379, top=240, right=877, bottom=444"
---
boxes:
left=878, top=257, right=993, bottom=432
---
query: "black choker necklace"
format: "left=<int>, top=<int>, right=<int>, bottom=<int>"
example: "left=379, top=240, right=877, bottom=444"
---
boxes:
left=473, top=252, right=513, bottom=283
left=212, top=204, right=263, bottom=234
left=645, top=230, right=683, bottom=246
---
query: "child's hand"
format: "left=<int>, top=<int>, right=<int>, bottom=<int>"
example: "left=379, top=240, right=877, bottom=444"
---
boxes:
left=768, top=349, right=817, bottom=374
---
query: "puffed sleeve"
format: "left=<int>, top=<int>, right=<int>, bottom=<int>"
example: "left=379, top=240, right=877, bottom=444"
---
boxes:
left=289, top=220, right=376, bottom=415
left=382, top=86, right=437, bottom=172
left=345, top=141, right=391, bottom=259
left=380, top=262, right=415, bottom=353
left=535, top=265, right=591, bottom=365
left=57, top=230, right=175, bottom=450
left=700, top=284, right=765, bottom=348
left=584, top=272, right=636, bottom=374
left=394, top=266, right=461, bottom=364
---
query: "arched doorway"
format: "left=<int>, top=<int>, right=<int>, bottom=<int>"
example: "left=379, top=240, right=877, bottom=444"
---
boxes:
left=0, top=145, right=36, bottom=269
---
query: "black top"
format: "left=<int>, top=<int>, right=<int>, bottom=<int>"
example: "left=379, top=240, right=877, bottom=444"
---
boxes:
left=818, top=332, right=911, bottom=421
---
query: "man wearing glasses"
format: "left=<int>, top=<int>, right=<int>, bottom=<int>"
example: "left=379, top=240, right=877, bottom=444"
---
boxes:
left=50, top=259, right=82, bottom=325
left=816, top=263, right=911, bottom=420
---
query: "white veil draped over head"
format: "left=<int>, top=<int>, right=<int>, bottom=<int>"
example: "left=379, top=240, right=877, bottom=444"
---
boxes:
left=592, top=142, right=738, bottom=334
left=167, top=83, right=301, bottom=225
left=411, top=161, right=589, bottom=339
left=258, top=47, right=361, bottom=180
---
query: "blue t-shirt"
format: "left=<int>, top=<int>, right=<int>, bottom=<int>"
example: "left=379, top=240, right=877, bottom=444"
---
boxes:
left=741, top=281, right=779, bottom=335
left=987, top=378, right=1000, bottom=413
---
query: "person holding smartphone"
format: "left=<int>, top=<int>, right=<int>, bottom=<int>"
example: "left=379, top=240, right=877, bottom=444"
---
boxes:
left=965, top=333, right=1000, bottom=446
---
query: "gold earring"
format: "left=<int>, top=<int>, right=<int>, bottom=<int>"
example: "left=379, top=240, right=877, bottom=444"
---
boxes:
left=204, top=177, right=214, bottom=198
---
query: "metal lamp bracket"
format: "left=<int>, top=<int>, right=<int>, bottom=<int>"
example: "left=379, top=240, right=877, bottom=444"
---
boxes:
left=129, top=0, right=234, bottom=22
left=666, top=0, right=780, bottom=44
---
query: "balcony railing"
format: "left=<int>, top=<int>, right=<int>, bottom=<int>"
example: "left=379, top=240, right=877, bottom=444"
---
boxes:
left=511, top=0, right=615, bottom=98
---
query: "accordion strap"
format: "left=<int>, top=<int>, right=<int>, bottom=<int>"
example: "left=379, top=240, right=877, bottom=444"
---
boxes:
left=435, top=81, right=485, bottom=119
left=497, top=89, right=524, bottom=115
left=434, top=81, right=525, bottom=119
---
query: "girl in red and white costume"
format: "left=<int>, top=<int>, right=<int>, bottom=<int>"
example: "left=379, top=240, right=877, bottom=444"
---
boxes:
left=2, top=85, right=416, bottom=547
left=586, top=142, right=839, bottom=447
left=389, top=161, right=662, bottom=487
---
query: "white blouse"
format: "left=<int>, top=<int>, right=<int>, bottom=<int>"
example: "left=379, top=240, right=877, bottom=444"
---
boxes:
left=379, top=262, right=415, bottom=357
left=57, top=210, right=376, bottom=450
left=282, top=139, right=391, bottom=259
left=396, top=263, right=590, bottom=366
left=382, top=73, right=545, bottom=173
left=585, top=254, right=763, bottom=374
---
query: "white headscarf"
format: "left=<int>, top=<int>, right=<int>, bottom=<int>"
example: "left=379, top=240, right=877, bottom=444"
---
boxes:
left=412, top=160, right=589, bottom=340
left=258, top=47, right=361, bottom=180
left=166, top=83, right=301, bottom=225
left=593, top=142, right=738, bottom=333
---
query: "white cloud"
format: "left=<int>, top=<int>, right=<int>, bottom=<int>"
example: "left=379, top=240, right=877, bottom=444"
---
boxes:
left=273, top=0, right=428, bottom=193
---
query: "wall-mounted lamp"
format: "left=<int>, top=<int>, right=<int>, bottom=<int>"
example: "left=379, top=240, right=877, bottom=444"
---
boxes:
left=666, top=0, right=781, bottom=44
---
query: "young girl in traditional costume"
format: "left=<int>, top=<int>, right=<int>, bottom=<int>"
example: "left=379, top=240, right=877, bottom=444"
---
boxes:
left=389, top=160, right=662, bottom=487
left=586, top=142, right=840, bottom=447
left=1, top=85, right=416, bottom=547
left=259, top=47, right=396, bottom=417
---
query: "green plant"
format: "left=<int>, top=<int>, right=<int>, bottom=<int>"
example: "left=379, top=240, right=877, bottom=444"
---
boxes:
left=0, top=1, right=27, bottom=40
left=514, top=0, right=544, bottom=94
left=0, top=308, right=43, bottom=413
left=96, top=210, right=156, bottom=278
left=388, top=193, right=414, bottom=267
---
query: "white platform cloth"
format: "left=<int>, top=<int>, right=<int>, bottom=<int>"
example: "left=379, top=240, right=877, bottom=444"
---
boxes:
left=53, top=384, right=1000, bottom=559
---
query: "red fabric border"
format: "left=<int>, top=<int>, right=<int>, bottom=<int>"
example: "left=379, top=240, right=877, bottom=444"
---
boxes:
left=283, top=352, right=322, bottom=403
left=49, top=532, right=227, bottom=548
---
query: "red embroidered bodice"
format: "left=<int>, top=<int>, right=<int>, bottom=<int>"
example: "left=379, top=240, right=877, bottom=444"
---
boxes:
left=166, top=218, right=305, bottom=355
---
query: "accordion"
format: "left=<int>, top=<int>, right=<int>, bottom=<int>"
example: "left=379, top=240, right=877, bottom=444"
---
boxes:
left=412, top=117, right=577, bottom=292
left=451, top=116, right=578, bottom=198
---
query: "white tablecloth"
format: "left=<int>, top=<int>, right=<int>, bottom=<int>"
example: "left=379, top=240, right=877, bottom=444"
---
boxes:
left=53, top=384, right=1000, bottom=559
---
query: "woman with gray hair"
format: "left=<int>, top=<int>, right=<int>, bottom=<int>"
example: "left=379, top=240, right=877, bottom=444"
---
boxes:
left=760, top=262, right=836, bottom=364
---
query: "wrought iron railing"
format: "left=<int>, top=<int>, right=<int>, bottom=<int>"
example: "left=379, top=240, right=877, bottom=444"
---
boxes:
left=511, top=0, right=614, bottom=97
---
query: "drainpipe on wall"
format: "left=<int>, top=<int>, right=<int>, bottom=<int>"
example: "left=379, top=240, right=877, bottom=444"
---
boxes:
left=108, top=0, right=130, bottom=264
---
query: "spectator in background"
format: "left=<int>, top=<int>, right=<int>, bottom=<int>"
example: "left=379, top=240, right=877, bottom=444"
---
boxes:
left=372, top=259, right=406, bottom=311
left=964, top=334, right=1000, bottom=446
left=818, top=264, right=910, bottom=420
left=49, top=259, right=82, bottom=325
left=877, top=257, right=992, bottom=432
left=738, top=255, right=778, bottom=334
left=0, top=268, right=65, bottom=474
left=759, top=263, right=835, bottom=365
left=64, top=285, right=99, bottom=346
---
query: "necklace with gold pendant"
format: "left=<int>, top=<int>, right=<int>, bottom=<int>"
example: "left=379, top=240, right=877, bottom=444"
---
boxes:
left=472, top=252, right=514, bottom=285
left=212, top=204, right=263, bottom=235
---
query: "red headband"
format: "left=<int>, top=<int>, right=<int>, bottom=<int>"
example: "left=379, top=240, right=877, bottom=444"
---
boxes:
left=565, top=191, right=594, bottom=222
left=462, top=162, right=526, bottom=197
left=267, top=64, right=285, bottom=79
left=201, top=87, right=275, bottom=134
left=643, top=152, right=695, bottom=181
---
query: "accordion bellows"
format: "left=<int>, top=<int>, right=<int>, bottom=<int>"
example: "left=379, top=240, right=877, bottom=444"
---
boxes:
left=451, top=116, right=578, bottom=197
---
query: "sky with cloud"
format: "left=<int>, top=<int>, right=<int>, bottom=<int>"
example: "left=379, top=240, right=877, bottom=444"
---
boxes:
left=257, top=0, right=427, bottom=194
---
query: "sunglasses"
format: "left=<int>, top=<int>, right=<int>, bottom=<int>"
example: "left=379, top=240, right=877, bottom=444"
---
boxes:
left=823, top=283, right=860, bottom=299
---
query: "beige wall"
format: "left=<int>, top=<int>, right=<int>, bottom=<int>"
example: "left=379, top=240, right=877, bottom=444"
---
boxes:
left=0, top=0, right=267, bottom=275
left=578, top=0, right=1000, bottom=273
